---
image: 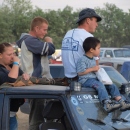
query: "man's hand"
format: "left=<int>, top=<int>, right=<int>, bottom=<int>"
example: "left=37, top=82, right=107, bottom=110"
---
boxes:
left=44, top=36, right=53, bottom=43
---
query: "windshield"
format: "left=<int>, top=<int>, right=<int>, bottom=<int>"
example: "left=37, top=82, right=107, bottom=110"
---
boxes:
left=103, top=67, right=127, bottom=87
left=67, top=90, right=130, bottom=130
left=114, top=50, right=130, bottom=57
left=67, top=92, right=107, bottom=130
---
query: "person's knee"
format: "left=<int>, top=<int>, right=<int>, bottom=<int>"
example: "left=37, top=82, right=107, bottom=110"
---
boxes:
left=94, top=82, right=105, bottom=90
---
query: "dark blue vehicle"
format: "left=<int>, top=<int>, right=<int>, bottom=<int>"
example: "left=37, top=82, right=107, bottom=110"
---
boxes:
left=0, top=64, right=130, bottom=130
left=120, top=61, right=130, bottom=82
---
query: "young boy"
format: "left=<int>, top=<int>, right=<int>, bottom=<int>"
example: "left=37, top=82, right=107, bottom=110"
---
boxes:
left=76, top=37, right=130, bottom=113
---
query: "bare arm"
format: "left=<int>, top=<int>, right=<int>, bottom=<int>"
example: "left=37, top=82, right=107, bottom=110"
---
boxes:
left=94, top=57, right=99, bottom=65
left=22, top=73, right=30, bottom=80
left=96, top=60, right=99, bottom=65
left=78, top=65, right=100, bottom=76
left=8, top=56, right=20, bottom=78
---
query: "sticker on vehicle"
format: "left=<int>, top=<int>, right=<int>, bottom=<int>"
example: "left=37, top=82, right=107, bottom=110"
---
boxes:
left=76, top=106, right=84, bottom=115
left=71, top=96, right=78, bottom=106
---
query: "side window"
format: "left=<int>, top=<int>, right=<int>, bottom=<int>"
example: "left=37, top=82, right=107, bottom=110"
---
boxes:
left=114, top=50, right=122, bottom=57
left=105, top=50, right=113, bottom=57
left=2, top=95, right=73, bottom=130
left=13, top=97, right=72, bottom=130
left=99, top=50, right=103, bottom=57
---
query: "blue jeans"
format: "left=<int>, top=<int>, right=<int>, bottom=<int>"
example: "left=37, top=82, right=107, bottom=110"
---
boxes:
left=10, top=116, right=18, bottom=130
left=82, top=78, right=121, bottom=102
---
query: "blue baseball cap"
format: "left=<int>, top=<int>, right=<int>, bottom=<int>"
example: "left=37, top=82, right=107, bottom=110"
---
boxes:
left=76, top=8, right=102, bottom=23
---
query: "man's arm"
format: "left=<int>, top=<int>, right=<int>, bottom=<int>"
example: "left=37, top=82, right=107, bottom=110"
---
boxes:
left=25, top=37, right=55, bottom=56
left=44, top=36, right=55, bottom=56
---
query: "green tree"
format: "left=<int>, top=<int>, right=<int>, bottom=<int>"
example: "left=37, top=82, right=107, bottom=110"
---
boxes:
left=0, top=0, right=33, bottom=43
left=43, top=6, right=78, bottom=48
left=95, top=3, right=130, bottom=47
left=0, top=1, right=129, bottom=48
left=0, top=5, right=14, bottom=42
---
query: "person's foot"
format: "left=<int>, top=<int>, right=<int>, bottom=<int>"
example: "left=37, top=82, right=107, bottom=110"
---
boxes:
left=104, top=101, right=121, bottom=113
left=120, top=101, right=130, bottom=111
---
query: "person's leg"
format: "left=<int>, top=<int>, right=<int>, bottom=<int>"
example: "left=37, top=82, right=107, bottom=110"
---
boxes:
left=82, top=78, right=109, bottom=102
left=29, top=99, right=45, bottom=130
left=106, top=84, right=130, bottom=111
left=10, top=116, right=18, bottom=130
left=82, top=79, right=121, bottom=112
left=105, top=84, right=121, bottom=99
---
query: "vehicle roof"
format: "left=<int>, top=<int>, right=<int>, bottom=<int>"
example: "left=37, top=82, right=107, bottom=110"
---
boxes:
left=49, top=64, right=63, bottom=66
left=0, top=65, right=119, bottom=95
left=0, top=85, right=70, bottom=95
left=50, top=64, right=111, bottom=67
left=101, top=47, right=129, bottom=50
left=123, top=45, right=130, bottom=48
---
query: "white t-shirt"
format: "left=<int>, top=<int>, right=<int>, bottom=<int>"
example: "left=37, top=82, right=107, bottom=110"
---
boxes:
left=61, top=28, right=98, bottom=78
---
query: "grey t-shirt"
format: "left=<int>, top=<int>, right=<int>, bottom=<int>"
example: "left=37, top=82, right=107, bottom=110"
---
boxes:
left=76, top=55, right=97, bottom=84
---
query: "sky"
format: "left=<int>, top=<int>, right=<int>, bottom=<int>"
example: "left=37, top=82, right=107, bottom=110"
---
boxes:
left=31, top=0, right=130, bottom=12
left=0, top=0, right=130, bottom=12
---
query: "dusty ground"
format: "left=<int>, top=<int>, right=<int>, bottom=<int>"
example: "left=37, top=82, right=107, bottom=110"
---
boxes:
left=17, top=109, right=29, bottom=130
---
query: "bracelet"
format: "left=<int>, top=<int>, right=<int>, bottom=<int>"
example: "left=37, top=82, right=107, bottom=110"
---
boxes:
left=13, top=62, right=19, bottom=66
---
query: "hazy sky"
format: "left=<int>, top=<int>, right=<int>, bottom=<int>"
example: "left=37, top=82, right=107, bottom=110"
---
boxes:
left=31, top=0, right=130, bottom=12
left=0, top=0, right=130, bottom=12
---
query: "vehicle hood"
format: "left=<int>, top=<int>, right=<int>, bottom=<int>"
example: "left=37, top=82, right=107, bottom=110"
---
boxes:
left=69, top=88, right=130, bottom=130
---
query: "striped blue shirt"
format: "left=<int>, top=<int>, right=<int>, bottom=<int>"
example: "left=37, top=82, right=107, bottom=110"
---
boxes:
left=76, top=55, right=97, bottom=84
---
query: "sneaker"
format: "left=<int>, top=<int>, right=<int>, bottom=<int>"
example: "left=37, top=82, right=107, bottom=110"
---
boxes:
left=104, top=101, right=121, bottom=113
left=120, top=101, right=130, bottom=111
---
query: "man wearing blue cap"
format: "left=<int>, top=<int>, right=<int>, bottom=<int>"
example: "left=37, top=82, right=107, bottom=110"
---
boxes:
left=61, top=8, right=102, bottom=82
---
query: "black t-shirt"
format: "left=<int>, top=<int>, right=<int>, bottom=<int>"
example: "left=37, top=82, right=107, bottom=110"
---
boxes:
left=0, top=64, right=24, bottom=112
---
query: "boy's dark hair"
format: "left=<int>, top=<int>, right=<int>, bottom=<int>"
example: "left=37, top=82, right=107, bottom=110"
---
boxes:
left=83, top=37, right=100, bottom=53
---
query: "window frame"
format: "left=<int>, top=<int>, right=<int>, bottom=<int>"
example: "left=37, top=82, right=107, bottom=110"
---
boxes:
left=1, top=93, right=78, bottom=130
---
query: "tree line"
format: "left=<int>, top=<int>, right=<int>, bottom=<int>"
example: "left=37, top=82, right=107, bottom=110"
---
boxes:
left=0, top=0, right=130, bottom=48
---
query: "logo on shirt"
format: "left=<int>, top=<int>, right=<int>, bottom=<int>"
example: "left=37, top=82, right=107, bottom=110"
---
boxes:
left=62, top=37, right=79, bottom=51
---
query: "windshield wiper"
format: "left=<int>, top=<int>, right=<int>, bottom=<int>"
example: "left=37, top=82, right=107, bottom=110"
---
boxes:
left=112, top=118, right=129, bottom=123
left=87, top=118, right=106, bottom=125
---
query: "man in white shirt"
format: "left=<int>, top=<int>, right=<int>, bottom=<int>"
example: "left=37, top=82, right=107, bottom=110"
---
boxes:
left=61, top=8, right=102, bottom=81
